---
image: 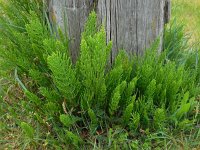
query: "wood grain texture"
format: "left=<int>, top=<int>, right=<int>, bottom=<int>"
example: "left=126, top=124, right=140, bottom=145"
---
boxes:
left=48, top=0, right=170, bottom=62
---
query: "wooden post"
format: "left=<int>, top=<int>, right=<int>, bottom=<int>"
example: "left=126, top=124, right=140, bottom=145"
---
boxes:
left=48, top=0, right=170, bottom=62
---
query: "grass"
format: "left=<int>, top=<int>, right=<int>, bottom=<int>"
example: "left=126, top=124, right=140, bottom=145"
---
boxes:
left=0, top=1, right=200, bottom=149
left=172, top=0, right=200, bottom=45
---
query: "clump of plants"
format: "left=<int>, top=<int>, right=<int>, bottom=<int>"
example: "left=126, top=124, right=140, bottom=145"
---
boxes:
left=0, top=0, right=199, bottom=149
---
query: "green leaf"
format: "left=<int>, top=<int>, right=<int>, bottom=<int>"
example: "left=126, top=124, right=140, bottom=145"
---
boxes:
left=88, top=108, right=98, bottom=125
left=20, top=122, right=34, bottom=139
left=122, top=101, right=134, bottom=126
left=129, top=112, right=140, bottom=131
left=66, top=130, right=83, bottom=147
left=182, top=91, right=189, bottom=105
left=153, top=108, right=166, bottom=129
left=60, top=114, right=79, bottom=128
left=126, top=77, right=138, bottom=98
left=175, top=103, right=191, bottom=119
left=109, top=89, right=121, bottom=116
left=25, top=90, right=41, bottom=105
left=47, top=52, right=79, bottom=104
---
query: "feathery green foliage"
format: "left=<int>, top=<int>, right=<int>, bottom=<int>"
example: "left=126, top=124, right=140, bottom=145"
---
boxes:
left=0, top=1, right=200, bottom=149
left=47, top=52, right=79, bottom=105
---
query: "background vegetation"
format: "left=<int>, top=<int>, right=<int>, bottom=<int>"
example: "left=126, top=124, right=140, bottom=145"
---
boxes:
left=172, top=0, right=200, bottom=45
left=0, top=0, right=200, bottom=149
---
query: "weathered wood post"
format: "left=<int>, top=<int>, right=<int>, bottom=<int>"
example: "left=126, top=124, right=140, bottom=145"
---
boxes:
left=48, top=0, right=170, bottom=62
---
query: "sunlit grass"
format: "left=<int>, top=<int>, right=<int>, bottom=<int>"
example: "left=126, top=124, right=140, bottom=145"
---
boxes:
left=172, top=0, right=200, bottom=45
left=0, top=1, right=200, bottom=149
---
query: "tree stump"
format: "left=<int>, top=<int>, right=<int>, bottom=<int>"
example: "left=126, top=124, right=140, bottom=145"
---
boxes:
left=48, top=0, right=170, bottom=62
